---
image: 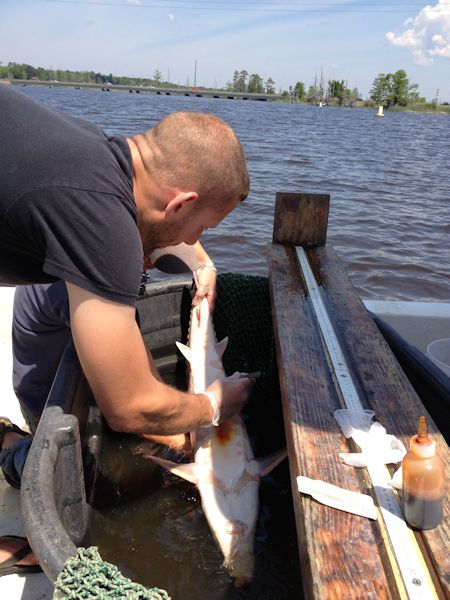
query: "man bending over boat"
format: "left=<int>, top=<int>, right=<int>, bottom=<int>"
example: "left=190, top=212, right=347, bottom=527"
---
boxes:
left=0, top=85, right=254, bottom=575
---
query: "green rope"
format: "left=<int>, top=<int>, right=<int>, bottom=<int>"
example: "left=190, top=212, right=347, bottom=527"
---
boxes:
left=53, top=547, right=170, bottom=599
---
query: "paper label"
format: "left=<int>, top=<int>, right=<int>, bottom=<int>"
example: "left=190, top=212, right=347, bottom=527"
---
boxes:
left=297, top=475, right=377, bottom=520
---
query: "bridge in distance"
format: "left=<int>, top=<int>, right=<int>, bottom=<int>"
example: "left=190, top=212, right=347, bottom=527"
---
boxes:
left=11, top=79, right=280, bottom=101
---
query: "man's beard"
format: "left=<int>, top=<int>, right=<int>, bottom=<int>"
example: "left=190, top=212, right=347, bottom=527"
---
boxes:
left=141, top=218, right=181, bottom=255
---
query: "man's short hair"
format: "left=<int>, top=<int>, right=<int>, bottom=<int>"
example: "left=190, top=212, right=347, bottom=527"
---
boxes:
left=141, top=112, right=249, bottom=208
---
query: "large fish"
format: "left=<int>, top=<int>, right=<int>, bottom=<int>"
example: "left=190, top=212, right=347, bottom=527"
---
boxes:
left=149, top=297, right=286, bottom=586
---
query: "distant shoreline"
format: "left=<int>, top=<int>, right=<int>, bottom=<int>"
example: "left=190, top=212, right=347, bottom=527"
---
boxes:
left=4, top=78, right=449, bottom=115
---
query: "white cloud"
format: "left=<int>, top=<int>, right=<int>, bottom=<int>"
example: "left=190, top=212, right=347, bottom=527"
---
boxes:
left=385, top=0, right=450, bottom=64
left=125, top=0, right=143, bottom=5
left=168, top=13, right=175, bottom=22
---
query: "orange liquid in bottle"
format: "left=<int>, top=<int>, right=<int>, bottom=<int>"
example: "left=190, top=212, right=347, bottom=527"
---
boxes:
left=402, top=416, right=444, bottom=530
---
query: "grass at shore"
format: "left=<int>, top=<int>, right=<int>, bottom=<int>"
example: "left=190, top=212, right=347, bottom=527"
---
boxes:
left=388, top=103, right=450, bottom=115
left=279, top=98, right=450, bottom=115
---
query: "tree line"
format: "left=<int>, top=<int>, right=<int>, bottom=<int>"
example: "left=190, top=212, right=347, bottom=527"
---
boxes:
left=227, top=68, right=430, bottom=108
left=226, top=68, right=362, bottom=104
left=0, top=62, right=179, bottom=88
left=226, top=70, right=276, bottom=94
left=1, top=62, right=441, bottom=108
left=290, top=70, right=426, bottom=107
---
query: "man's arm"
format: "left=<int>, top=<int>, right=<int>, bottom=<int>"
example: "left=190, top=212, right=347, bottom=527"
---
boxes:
left=66, top=283, right=251, bottom=435
left=193, top=241, right=211, bottom=265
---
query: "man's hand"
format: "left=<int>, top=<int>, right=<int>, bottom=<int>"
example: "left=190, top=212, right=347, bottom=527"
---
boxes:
left=192, top=260, right=217, bottom=312
left=138, top=432, right=192, bottom=456
left=192, top=241, right=217, bottom=312
left=201, top=371, right=257, bottom=425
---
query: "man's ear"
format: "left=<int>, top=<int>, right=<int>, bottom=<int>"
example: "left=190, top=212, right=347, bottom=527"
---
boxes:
left=165, top=191, right=198, bottom=221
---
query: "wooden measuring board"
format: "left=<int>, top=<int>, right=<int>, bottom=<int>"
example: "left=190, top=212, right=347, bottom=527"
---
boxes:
left=268, top=193, right=449, bottom=600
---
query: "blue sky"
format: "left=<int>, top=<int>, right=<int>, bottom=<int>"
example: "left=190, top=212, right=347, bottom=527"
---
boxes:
left=1, top=0, right=449, bottom=101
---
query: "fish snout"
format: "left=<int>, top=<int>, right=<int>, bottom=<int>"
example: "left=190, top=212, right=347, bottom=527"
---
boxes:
left=226, top=520, right=248, bottom=535
left=223, top=527, right=255, bottom=587
left=227, top=547, right=255, bottom=588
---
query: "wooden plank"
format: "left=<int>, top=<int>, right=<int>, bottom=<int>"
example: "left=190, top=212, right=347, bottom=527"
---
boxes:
left=268, top=243, right=395, bottom=600
left=273, top=193, right=330, bottom=247
left=307, top=245, right=450, bottom=599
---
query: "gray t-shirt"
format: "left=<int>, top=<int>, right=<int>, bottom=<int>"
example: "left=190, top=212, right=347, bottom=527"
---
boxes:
left=0, top=85, right=142, bottom=305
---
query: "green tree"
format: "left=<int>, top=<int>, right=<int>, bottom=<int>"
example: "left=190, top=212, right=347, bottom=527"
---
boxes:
left=370, top=73, right=393, bottom=106
left=232, top=70, right=239, bottom=92
left=340, top=86, right=360, bottom=107
left=247, top=73, right=264, bottom=93
left=306, top=83, right=319, bottom=104
left=408, top=82, right=420, bottom=103
left=330, top=81, right=359, bottom=106
left=23, top=64, right=37, bottom=79
left=370, top=70, right=420, bottom=107
left=153, top=69, right=162, bottom=85
left=328, top=80, right=346, bottom=105
left=237, top=70, right=248, bottom=92
left=230, top=69, right=248, bottom=92
left=294, top=81, right=305, bottom=102
left=94, top=72, right=105, bottom=84
left=345, top=86, right=361, bottom=106
left=391, top=69, right=410, bottom=106
left=35, top=67, right=47, bottom=81
left=6, top=62, right=26, bottom=79
left=351, top=87, right=360, bottom=101
left=265, top=77, right=275, bottom=94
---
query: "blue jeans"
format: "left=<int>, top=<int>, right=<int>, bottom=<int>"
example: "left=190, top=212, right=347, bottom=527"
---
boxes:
left=1, top=281, right=71, bottom=488
left=0, top=437, right=33, bottom=488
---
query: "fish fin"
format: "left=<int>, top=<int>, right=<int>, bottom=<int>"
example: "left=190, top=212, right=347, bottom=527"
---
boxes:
left=215, top=337, right=229, bottom=359
left=176, top=341, right=192, bottom=363
left=147, top=455, right=199, bottom=484
left=257, top=448, right=288, bottom=477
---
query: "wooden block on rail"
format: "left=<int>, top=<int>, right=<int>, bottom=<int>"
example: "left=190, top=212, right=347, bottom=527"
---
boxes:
left=268, top=242, right=395, bottom=600
left=273, top=193, right=330, bottom=248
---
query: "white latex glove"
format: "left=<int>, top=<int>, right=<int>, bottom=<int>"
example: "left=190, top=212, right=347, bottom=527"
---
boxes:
left=334, top=409, right=407, bottom=468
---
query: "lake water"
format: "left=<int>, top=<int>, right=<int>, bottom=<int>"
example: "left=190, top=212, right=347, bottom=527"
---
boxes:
left=17, top=85, right=449, bottom=302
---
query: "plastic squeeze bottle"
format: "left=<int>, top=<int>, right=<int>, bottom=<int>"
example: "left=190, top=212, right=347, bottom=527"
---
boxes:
left=402, top=416, right=444, bottom=529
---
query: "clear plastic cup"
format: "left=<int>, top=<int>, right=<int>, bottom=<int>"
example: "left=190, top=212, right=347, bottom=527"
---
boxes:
left=426, top=338, right=450, bottom=378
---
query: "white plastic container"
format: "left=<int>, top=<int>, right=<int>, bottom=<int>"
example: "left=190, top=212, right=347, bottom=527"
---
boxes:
left=426, top=338, right=450, bottom=377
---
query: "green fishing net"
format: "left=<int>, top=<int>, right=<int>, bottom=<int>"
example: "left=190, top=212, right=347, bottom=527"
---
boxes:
left=213, top=274, right=284, bottom=451
left=215, top=274, right=274, bottom=377
left=53, top=546, right=170, bottom=599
